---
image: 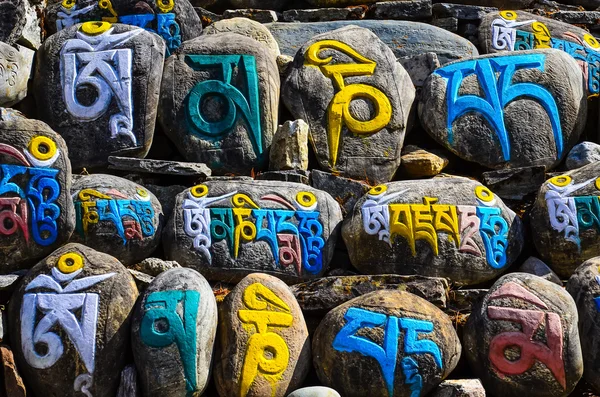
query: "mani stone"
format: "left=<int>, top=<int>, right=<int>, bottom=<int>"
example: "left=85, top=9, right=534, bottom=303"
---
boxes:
left=158, top=33, right=279, bottom=175
left=312, top=290, right=461, bottom=397
left=8, top=243, right=139, bottom=397
left=419, top=49, right=587, bottom=170
left=163, top=180, right=343, bottom=283
left=530, top=162, right=600, bottom=278
left=214, top=273, right=310, bottom=397
left=566, top=257, right=600, bottom=393
left=202, top=17, right=281, bottom=58
left=287, top=386, right=341, bottom=397
left=269, top=120, right=310, bottom=171
left=0, top=43, right=34, bottom=107
left=465, top=273, right=583, bottom=397
left=565, top=141, right=600, bottom=170
left=0, top=110, right=75, bottom=272
left=478, top=10, right=600, bottom=96
left=70, top=174, right=164, bottom=266
left=282, top=26, right=415, bottom=184
left=342, top=178, right=524, bottom=286
left=132, top=267, right=217, bottom=397
left=33, top=22, right=165, bottom=170
left=0, top=0, right=26, bottom=45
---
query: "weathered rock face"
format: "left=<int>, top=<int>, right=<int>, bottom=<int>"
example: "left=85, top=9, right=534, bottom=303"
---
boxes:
left=530, top=165, right=600, bottom=278
left=0, top=0, right=26, bottom=45
left=158, top=33, right=279, bottom=175
left=228, top=0, right=288, bottom=11
left=214, top=273, right=310, bottom=397
left=565, top=141, right=600, bottom=170
left=566, top=258, right=600, bottom=393
left=8, top=243, right=139, bottom=397
left=420, top=49, right=586, bottom=170
left=132, top=267, right=217, bottom=397
left=70, top=174, right=163, bottom=266
left=45, top=0, right=202, bottom=56
left=0, top=43, right=33, bottom=107
left=287, top=386, right=341, bottom=397
left=342, top=178, right=523, bottom=286
left=465, top=273, right=583, bottom=397
left=269, top=120, right=309, bottom=171
left=479, top=10, right=600, bottom=96
left=163, top=180, right=343, bottom=283
left=0, top=110, right=75, bottom=272
left=312, top=290, right=461, bottom=397
left=283, top=26, right=415, bottom=183
left=202, top=17, right=281, bottom=58
left=34, top=22, right=165, bottom=170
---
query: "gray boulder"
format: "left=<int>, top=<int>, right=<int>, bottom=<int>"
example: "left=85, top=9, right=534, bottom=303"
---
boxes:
left=565, top=141, right=600, bottom=170
left=518, top=256, right=562, bottom=285
left=0, top=0, right=26, bottom=45
left=0, top=43, right=33, bottom=107
left=287, top=387, right=341, bottom=397
left=202, top=17, right=281, bottom=58
left=269, top=120, right=309, bottom=171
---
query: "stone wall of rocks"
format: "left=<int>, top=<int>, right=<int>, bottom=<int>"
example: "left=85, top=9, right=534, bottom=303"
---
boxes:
left=0, top=0, right=600, bottom=396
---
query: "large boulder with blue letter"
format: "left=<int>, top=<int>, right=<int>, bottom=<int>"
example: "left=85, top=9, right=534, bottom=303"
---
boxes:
left=70, top=174, right=163, bottom=266
left=312, top=290, right=461, bottom=397
left=33, top=22, right=165, bottom=170
left=342, top=178, right=523, bottom=286
left=158, top=33, right=279, bottom=175
left=162, top=179, right=343, bottom=283
left=0, top=109, right=75, bottom=273
left=419, top=49, right=586, bottom=170
left=8, top=243, right=139, bottom=397
left=465, top=273, right=583, bottom=397
left=282, top=26, right=415, bottom=184
left=213, top=273, right=310, bottom=397
left=131, top=267, right=217, bottom=397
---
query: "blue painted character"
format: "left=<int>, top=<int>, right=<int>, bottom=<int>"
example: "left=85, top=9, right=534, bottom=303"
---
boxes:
left=401, top=357, right=423, bottom=397
left=118, top=14, right=181, bottom=56
left=296, top=210, right=325, bottom=275
left=476, top=206, right=509, bottom=269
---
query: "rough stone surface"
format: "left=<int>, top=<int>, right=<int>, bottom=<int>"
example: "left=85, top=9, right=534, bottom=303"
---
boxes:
left=397, top=52, right=441, bottom=88
left=431, top=17, right=458, bottom=32
left=530, top=163, right=600, bottom=278
left=433, top=3, right=497, bottom=21
left=517, top=256, right=562, bottom=285
left=108, top=156, right=212, bottom=177
left=343, top=178, right=524, bottom=286
left=132, top=257, right=181, bottom=276
left=283, top=26, right=415, bottom=183
left=70, top=174, right=164, bottom=266
left=310, top=169, right=369, bottom=217
left=269, top=120, right=310, bottom=171
left=420, top=49, right=587, bottom=170
left=565, top=142, right=600, bottom=170
left=447, top=289, right=488, bottom=312
left=0, top=345, right=26, bottom=397
left=256, top=170, right=311, bottom=185
left=481, top=166, right=546, bottom=200
left=266, top=20, right=479, bottom=64
left=34, top=23, right=165, bottom=170
left=287, top=386, right=341, bottom=397
left=429, top=379, right=485, bottom=397
left=164, top=180, right=343, bottom=283
left=146, top=184, right=186, bottom=221
left=0, top=43, right=33, bottom=107
left=20, top=0, right=43, bottom=49
left=400, top=145, right=449, bottom=178
left=116, top=364, right=140, bottom=397
left=0, top=0, right=26, bottom=45
left=159, top=33, right=279, bottom=175
left=228, top=0, right=287, bottom=11
left=283, top=7, right=366, bottom=22
left=313, top=290, right=461, bottom=397
left=129, top=268, right=154, bottom=290
left=0, top=110, right=75, bottom=272
left=371, top=0, right=433, bottom=20
left=566, top=257, right=600, bottom=393
left=202, top=17, right=281, bottom=58
left=8, top=243, right=139, bottom=397
left=132, top=267, right=217, bottom=397
left=465, top=273, right=583, bottom=397
left=214, top=273, right=310, bottom=397
left=223, top=9, right=280, bottom=23
left=305, top=0, right=377, bottom=6
left=548, top=11, right=600, bottom=26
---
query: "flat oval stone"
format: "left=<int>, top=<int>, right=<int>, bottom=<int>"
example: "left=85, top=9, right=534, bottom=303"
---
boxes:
left=202, top=17, right=281, bottom=58
left=163, top=180, right=342, bottom=283
left=283, top=25, right=415, bottom=184
left=70, top=174, right=163, bottom=266
left=214, top=273, right=310, bottom=397
left=131, top=267, right=217, bottom=396
left=0, top=43, right=34, bottom=107
left=0, top=110, right=75, bottom=272
left=33, top=22, right=165, bottom=170
left=530, top=164, right=600, bottom=278
left=420, top=49, right=586, bottom=170
left=287, top=386, right=341, bottom=397
left=465, top=273, right=583, bottom=397
left=478, top=10, right=600, bottom=96
left=342, top=178, right=523, bottom=286
left=8, top=243, right=139, bottom=397
left=312, top=290, right=461, bottom=397
left=566, top=258, right=600, bottom=392
left=0, top=0, right=26, bottom=45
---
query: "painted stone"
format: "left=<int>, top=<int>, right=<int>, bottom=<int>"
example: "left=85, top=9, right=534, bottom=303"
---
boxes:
left=158, top=33, right=279, bottom=175
left=266, top=21, right=478, bottom=65
left=312, top=290, right=461, bottom=397
left=132, top=267, right=217, bottom=397
left=70, top=174, right=164, bottom=266
left=530, top=164, right=600, bottom=278
left=45, top=0, right=202, bottom=56
left=420, top=49, right=587, bottom=170
left=479, top=10, right=600, bottom=97
left=0, top=43, right=34, bottom=107
left=342, top=178, right=523, bottom=286
left=0, top=0, right=26, bottom=45
left=202, top=17, right=281, bottom=58
left=0, top=109, right=75, bottom=272
left=33, top=22, right=165, bottom=170
left=282, top=26, right=415, bottom=183
left=465, top=273, right=583, bottom=397
left=214, top=273, right=310, bottom=397
left=8, top=243, right=139, bottom=397
left=163, top=180, right=343, bottom=283
left=566, top=257, right=600, bottom=393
